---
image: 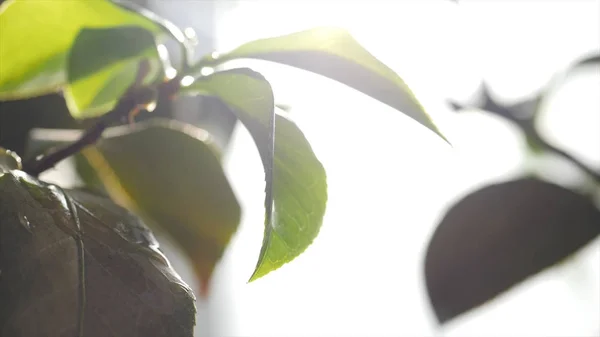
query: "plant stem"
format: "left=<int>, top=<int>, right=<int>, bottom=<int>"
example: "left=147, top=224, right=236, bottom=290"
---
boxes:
left=449, top=97, right=600, bottom=184
left=21, top=63, right=182, bottom=177
left=21, top=94, right=137, bottom=176
left=529, top=129, right=600, bottom=183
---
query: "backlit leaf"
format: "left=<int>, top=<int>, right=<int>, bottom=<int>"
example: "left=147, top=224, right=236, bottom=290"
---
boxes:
left=186, top=69, right=327, bottom=281
left=0, top=0, right=160, bottom=100
left=65, top=26, right=162, bottom=118
left=38, top=119, right=242, bottom=295
left=200, top=27, right=447, bottom=142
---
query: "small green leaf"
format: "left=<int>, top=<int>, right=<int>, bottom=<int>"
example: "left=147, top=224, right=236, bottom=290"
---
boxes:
left=187, top=69, right=327, bottom=281
left=65, top=26, right=162, bottom=118
left=0, top=0, right=160, bottom=100
left=201, top=27, right=447, bottom=142
left=29, top=120, right=241, bottom=295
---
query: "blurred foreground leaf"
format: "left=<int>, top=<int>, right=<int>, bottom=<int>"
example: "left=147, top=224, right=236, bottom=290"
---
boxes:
left=186, top=69, right=327, bottom=280
left=65, top=26, right=162, bottom=118
left=28, top=119, right=241, bottom=295
left=0, top=165, right=196, bottom=336
left=0, top=0, right=160, bottom=100
left=424, top=178, right=600, bottom=324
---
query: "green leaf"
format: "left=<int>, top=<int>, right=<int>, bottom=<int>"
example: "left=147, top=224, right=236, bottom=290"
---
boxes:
left=65, top=26, right=162, bottom=118
left=200, top=26, right=447, bottom=142
left=0, top=0, right=160, bottom=100
left=186, top=68, right=327, bottom=281
left=28, top=119, right=241, bottom=295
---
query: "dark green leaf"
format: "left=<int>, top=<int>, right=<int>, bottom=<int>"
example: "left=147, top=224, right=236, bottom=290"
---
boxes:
left=0, top=170, right=196, bottom=336
left=186, top=69, right=327, bottom=281
left=65, top=26, right=162, bottom=118
left=72, top=119, right=240, bottom=295
left=0, top=0, right=160, bottom=100
left=424, top=178, right=600, bottom=324
left=200, top=27, right=447, bottom=142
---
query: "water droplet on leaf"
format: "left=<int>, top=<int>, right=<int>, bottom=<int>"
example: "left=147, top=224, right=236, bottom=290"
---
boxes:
left=18, top=214, right=33, bottom=233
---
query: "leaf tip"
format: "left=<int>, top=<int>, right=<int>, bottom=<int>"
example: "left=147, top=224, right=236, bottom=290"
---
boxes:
left=247, top=264, right=268, bottom=283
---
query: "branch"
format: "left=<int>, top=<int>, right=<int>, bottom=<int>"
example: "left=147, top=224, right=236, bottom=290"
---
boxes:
left=22, top=94, right=136, bottom=176
left=22, top=78, right=180, bottom=177
left=529, top=128, right=600, bottom=183
left=449, top=94, right=600, bottom=185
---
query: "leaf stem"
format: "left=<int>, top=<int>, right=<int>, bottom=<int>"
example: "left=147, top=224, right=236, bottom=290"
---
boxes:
left=450, top=98, right=600, bottom=184
left=528, top=127, right=600, bottom=183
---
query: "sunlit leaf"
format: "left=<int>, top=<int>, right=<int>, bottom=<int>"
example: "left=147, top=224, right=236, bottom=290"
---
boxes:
left=424, top=178, right=600, bottom=324
left=0, top=168, right=196, bottom=336
left=0, top=0, right=160, bottom=100
left=200, top=26, right=447, bottom=142
left=65, top=26, right=162, bottom=118
left=186, top=68, right=327, bottom=281
left=28, top=119, right=242, bottom=295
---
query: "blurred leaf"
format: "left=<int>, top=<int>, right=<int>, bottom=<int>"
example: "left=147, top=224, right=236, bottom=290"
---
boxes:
left=186, top=69, right=327, bottom=281
left=65, top=26, right=162, bottom=119
left=114, top=0, right=194, bottom=69
left=0, top=170, right=196, bottom=336
left=0, top=0, right=160, bottom=100
left=424, top=178, right=600, bottom=324
left=448, top=82, right=543, bottom=122
left=451, top=51, right=599, bottom=124
left=275, top=103, right=293, bottom=113
left=77, top=119, right=240, bottom=295
left=566, top=53, right=600, bottom=73
left=201, top=27, right=447, bottom=142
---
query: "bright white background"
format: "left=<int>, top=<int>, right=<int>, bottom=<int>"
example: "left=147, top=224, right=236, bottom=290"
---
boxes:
left=211, top=1, right=600, bottom=336
left=41, top=1, right=600, bottom=336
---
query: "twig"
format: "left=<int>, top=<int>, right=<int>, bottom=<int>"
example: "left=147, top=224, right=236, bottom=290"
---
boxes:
left=529, top=129, right=600, bottom=183
left=22, top=78, right=181, bottom=177
left=449, top=96, right=600, bottom=185
left=21, top=94, right=137, bottom=176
